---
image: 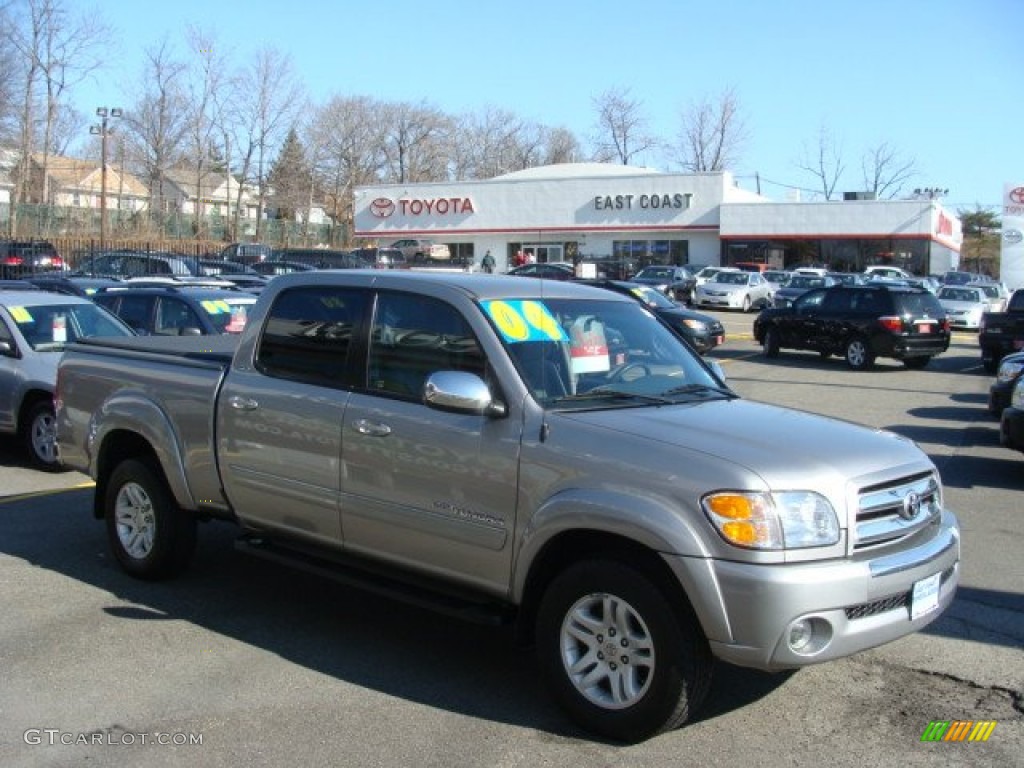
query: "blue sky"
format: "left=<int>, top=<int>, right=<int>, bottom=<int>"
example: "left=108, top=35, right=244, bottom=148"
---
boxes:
left=70, top=0, right=1020, bottom=212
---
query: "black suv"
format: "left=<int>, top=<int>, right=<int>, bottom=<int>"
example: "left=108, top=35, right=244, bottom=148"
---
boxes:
left=753, top=284, right=950, bottom=370
left=266, top=248, right=372, bottom=270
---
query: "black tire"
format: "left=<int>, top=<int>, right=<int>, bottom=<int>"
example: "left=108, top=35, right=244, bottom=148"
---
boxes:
left=903, top=356, right=931, bottom=369
left=844, top=336, right=875, bottom=370
left=763, top=327, right=781, bottom=358
left=536, top=559, right=712, bottom=743
left=104, top=459, right=197, bottom=581
left=21, top=400, right=60, bottom=471
left=982, top=357, right=998, bottom=374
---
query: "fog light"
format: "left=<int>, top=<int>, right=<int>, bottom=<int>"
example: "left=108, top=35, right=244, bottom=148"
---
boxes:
left=788, top=619, right=814, bottom=651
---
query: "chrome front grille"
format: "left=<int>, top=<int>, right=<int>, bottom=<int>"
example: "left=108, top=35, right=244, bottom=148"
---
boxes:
left=854, top=471, right=942, bottom=550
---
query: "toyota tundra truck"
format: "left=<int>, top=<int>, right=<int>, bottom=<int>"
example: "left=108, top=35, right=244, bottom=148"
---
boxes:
left=55, top=271, right=960, bottom=743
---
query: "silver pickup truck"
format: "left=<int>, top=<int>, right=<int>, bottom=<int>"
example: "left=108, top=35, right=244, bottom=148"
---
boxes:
left=56, top=271, right=960, bottom=742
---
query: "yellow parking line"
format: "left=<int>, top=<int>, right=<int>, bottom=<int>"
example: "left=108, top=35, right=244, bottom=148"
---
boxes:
left=0, top=481, right=95, bottom=505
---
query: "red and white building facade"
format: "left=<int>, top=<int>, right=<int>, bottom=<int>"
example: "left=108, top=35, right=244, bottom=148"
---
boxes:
left=354, top=163, right=962, bottom=276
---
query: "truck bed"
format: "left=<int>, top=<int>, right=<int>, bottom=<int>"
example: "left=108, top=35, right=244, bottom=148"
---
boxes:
left=58, top=334, right=238, bottom=514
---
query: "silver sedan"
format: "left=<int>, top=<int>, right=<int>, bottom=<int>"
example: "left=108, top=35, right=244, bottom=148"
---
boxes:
left=936, top=285, right=987, bottom=330
left=694, top=269, right=773, bottom=312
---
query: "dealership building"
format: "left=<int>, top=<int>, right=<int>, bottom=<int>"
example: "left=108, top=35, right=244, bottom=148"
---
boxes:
left=353, top=163, right=962, bottom=276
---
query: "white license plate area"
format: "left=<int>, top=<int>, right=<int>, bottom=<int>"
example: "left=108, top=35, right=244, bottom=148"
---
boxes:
left=916, top=322, right=934, bottom=333
left=911, top=573, right=941, bottom=620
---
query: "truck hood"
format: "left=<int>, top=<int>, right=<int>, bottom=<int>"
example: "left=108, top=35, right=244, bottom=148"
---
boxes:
left=558, top=398, right=929, bottom=489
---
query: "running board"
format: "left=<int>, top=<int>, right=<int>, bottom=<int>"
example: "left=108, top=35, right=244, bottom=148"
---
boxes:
left=234, top=535, right=514, bottom=627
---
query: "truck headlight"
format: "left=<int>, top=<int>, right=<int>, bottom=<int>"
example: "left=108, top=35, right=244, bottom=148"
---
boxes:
left=682, top=319, right=707, bottom=331
left=702, top=491, right=840, bottom=550
left=997, top=359, right=1024, bottom=383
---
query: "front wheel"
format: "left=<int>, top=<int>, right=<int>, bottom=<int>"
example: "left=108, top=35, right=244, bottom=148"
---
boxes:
left=22, top=400, right=60, bottom=471
left=104, top=459, right=197, bottom=580
left=763, top=327, right=781, bottom=358
left=536, top=559, right=712, bottom=743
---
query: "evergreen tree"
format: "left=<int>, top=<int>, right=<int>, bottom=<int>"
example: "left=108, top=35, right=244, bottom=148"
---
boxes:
left=267, top=127, right=312, bottom=221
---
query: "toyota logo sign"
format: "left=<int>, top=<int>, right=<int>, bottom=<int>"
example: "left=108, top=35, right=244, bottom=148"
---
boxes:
left=1005, top=229, right=1023, bottom=245
left=370, top=197, right=396, bottom=218
left=1009, top=187, right=1024, bottom=205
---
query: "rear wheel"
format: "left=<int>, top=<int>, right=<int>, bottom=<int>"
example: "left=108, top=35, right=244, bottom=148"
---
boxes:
left=536, top=559, right=712, bottom=743
left=844, top=336, right=875, bottom=370
left=104, top=459, right=197, bottom=580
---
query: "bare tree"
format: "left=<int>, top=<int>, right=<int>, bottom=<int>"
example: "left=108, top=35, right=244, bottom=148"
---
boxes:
left=379, top=100, right=450, bottom=183
left=448, top=106, right=526, bottom=180
left=308, top=94, right=386, bottom=236
left=861, top=141, right=917, bottom=199
left=180, top=26, right=232, bottom=238
left=673, top=87, right=747, bottom=172
left=542, top=126, right=581, bottom=166
left=590, top=87, right=657, bottom=165
left=0, top=3, right=21, bottom=143
left=229, top=45, right=305, bottom=240
left=120, top=38, right=190, bottom=218
left=796, top=123, right=845, bottom=200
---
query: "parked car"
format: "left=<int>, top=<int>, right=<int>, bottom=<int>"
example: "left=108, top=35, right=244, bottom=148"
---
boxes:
left=771, top=274, right=838, bottom=308
left=218, top=242, right=273, bottom=265
left=936, top=285, right=988, bottom=330
left=693, top=269, right=772, bottom=312
left=628, top=265, right=697, bottom=303
left=753, top=284, right=950, bottom=370
left=389, top=238, right=451, bottom=262
left=733, top=261, right=771, bottom=274
left=507, top=262, right=575, bottom=280
left=351, top=247, right=409, bottom=269
left=251, top=260, right=317, bottom=276
left=94, top=284, right=258, bottom=336
left=966, top=281, right=1009, bottom=313
left=197, top=258, right=253, bottom=276
left=0, top=240, right=66, bottom=278
left=266, top=248, right=372, bottom=270
left=74, top=250, right=199, bottom=278
left=978, top=288, right=1024, bottom=373
left=827, top=272, right=868, bottom=287
left=575, top=279, right=725, bottom=354
left=1, top=289, right=133, bottom=468
left=999, top=377, right=1024, bottom=453
left=25, top=275, right=124, bottom=297
left=989, top=351, right=1024, bottom=417
left=693, top=265, right=727, bottom=286
left=942, top=270, right=986, bottom=286
left=863, top=265, right=913, bottom=280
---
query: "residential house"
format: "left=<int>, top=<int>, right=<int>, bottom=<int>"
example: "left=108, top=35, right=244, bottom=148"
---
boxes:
left=28, top=153, right=150, bottom=213
left=160, top=168, right=260, bottom=220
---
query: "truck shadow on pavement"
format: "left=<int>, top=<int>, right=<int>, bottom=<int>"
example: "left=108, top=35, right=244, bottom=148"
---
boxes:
left=0, top=488, right=801, bottom=742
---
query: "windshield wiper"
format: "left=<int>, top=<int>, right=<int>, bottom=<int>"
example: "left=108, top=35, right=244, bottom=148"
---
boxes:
left=553, top=388, right=676, bottom=406
left=662, top=383, right=737, bottom=400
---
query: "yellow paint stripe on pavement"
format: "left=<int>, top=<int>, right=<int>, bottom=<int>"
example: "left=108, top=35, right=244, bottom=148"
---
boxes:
left=0, top=481, right=95, bottom=505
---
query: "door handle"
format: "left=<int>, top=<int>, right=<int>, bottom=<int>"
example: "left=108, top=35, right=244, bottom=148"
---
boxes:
left=354, top=419, right=392, bottom=437
left=228, top=395, right=258, bottom=411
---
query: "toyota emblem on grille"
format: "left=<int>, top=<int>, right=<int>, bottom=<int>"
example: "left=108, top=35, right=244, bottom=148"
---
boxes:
left=901, top=491, right=922, bottom=520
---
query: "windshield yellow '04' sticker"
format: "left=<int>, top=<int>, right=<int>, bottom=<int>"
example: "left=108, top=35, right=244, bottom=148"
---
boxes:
left=200, top=300, right=232, bottom=315
left=9, top=306, right=33, bottom=323
left=482, top=300, right=568, bottom=343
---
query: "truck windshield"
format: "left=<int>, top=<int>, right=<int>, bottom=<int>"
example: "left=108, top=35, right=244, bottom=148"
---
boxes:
left=482, top=297, right=729, bottom=408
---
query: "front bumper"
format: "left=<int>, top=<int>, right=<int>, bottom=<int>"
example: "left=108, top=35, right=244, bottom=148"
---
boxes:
left=666, top=508, right=960, bottom=671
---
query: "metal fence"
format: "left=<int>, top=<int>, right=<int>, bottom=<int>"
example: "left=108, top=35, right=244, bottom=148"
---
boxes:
left=1, top=202, right=347, bottom=252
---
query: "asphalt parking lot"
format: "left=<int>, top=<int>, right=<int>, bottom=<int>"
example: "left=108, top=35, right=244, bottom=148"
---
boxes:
left=1, top=313, right=1021, bottom=767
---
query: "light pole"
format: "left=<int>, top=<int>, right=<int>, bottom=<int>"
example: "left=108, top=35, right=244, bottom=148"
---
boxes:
left=90, top=107, right=122, bottom=250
